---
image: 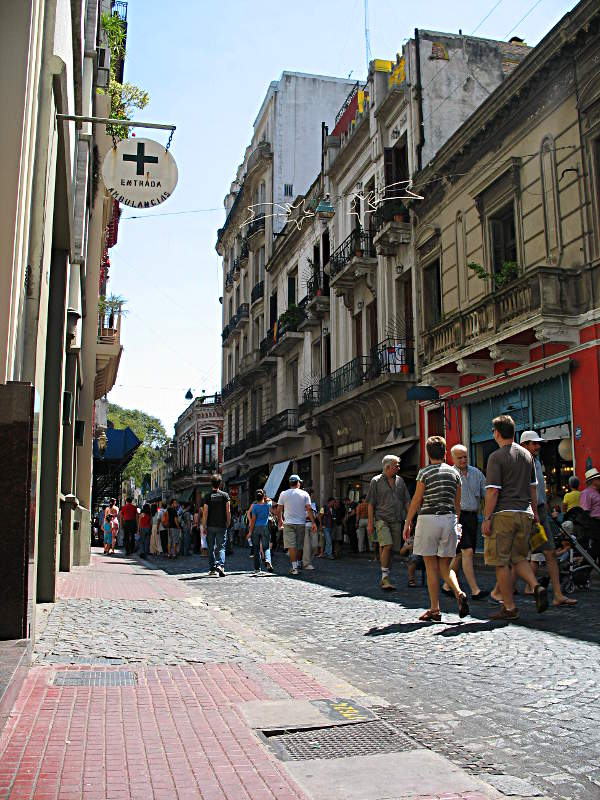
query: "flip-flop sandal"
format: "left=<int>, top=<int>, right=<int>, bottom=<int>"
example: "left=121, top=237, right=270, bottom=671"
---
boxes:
left=554, top=597, right=577, bottom=606
left=419, top=609, right=442, bottom=622
left=408, top=579, right=417, bottom=588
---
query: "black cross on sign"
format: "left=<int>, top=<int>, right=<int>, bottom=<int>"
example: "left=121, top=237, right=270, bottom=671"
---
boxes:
left=122, top=142, right=159, bottom=176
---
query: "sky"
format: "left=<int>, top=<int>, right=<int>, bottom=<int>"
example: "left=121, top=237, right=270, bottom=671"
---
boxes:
left=107, top=0, right=580, bottom=435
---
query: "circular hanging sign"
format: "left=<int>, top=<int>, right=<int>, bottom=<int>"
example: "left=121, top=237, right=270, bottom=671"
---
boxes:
left=101, top=137, right=178, bottom=208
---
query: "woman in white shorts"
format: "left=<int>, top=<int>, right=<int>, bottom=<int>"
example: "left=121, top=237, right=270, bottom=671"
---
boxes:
left=403, top=435, right=469, bottom=622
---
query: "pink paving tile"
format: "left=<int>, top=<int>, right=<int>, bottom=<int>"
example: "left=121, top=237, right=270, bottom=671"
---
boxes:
left=56, top=553, right=191, bottom=600
left=259, top=663, right=333, bottom=699
left=0, top=665, right=309, bottom=800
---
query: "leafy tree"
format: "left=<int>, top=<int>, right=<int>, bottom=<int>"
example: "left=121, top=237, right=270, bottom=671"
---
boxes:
left=108, top=403, right=169, bottom=489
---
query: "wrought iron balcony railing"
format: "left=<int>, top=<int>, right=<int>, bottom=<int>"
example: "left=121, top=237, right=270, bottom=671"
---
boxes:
left=302, top=338, right=414, bottom=407
left=371, top=199, right=410, bottom=233
left=329, top=229, right=376, bottom=277
left=306, top=270, right=329, bottom=301
left=236, top=303, right=249, bottom=325
left=260, top=409, right=298, bottom=440
left=240, top=238, right=249, bottom=261
left=260, top=330, right=275, bottom=358
left=222, top=374, right=241, bottom=401
left=247, top=214, right=266, bottom=237
left=194, top=462, right=218, bottom=475
left=232, top=257, right=241, bottom=274
left=251, top=280, right=264, bottom=304
left=221, top=323, right=231, bottom=342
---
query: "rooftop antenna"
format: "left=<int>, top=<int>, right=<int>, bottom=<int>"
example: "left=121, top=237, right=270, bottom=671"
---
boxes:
left=364, top=0, right=372, bottom=75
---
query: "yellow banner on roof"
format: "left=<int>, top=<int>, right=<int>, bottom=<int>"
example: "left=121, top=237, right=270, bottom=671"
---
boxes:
left=373, top=59, right=393, bottom=72
left=390, top=57, right=406, bottom=87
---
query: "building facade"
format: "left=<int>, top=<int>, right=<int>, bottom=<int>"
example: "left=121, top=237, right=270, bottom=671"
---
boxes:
left=412, top=0, right=600, bottom=504
left=218, top=35, right=529, bottom=507
left=0, top=0, right=128, bottom=639
left=170, top=394, right=224, bottom=507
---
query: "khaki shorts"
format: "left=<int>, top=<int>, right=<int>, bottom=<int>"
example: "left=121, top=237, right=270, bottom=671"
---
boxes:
left=375, top=520, right=403, bottom=549
left=283, top=523, right=305, bottom=550
left=413, top=514, right=458, bottom=558
left=484, top=512, right=534, bottom=567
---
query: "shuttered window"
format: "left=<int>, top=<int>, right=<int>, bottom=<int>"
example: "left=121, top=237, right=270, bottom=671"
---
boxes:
left=531, top=374, right=570, bottom=428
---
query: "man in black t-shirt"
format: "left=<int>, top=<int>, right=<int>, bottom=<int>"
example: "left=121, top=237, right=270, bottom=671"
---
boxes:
left=201, top=475, right=231, bottom=577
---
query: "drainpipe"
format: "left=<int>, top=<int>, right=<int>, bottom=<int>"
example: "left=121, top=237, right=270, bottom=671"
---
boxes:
left=414, top=28, right=424, bottom=172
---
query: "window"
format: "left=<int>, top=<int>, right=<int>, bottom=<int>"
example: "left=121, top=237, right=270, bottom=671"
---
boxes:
left=488, top=202, right=517, bottom=275
left=284, top=183, right=294, bottom=197
left=455, top=212, right=467, bottom=304
left=287, top=267, right=297, bottom=307
left=259, top=246, right=265, bottom=280
left=384, top=137, right=409, bottom=194
left=423, top=259, right=442, bottom=328
left=203, top=436, right=216, bottom=466
left=540, top=136, right=561, bottom=259
left=269, top=292, right=277, bottom=329
left=228, top=297, right=233, bottom=320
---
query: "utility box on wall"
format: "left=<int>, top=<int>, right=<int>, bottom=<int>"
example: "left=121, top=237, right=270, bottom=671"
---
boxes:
left=0, top=382, right=37, bottom=640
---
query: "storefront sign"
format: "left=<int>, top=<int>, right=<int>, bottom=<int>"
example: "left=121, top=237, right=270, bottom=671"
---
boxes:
left=102, top=137, right=178, bottom=208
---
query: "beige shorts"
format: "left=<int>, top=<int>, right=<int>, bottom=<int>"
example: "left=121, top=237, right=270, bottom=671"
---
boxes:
left=484, top=511, right=534, bottom=567
left=283, top=523, right=305, bottom=550
left=375, top=520, right=403, bottom=549
left=413, top=514, right=458, bottom=558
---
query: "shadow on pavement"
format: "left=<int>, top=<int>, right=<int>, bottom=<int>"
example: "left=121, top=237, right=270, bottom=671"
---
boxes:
left=119, top=545, right=600, bottom=647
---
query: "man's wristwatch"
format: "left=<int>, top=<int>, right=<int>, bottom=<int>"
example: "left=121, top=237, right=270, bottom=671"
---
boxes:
left=483, top=515, right=492, bottom=521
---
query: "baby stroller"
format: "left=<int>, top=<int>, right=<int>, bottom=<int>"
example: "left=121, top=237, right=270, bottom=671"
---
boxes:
left=542, top=511, right=600, bottom=593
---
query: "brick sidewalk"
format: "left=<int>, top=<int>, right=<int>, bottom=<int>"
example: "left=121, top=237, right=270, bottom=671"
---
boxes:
left=56, top=555, right=190, bottom=601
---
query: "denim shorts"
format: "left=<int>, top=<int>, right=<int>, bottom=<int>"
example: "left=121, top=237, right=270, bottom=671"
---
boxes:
left=168, top=529, right=180, bottom=548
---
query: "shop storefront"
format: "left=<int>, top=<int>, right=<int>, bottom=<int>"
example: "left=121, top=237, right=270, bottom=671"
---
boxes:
left=467, top=373, right=573, bottom=503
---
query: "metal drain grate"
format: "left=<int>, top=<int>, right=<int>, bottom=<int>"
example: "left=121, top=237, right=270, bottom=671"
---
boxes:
left=53, top=670, right=137, bottom=687
left=262, top=720, right=414, bottom=761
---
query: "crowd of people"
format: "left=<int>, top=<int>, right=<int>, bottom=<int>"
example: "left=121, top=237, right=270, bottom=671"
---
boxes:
left=96, top=413, right=600, bottom=622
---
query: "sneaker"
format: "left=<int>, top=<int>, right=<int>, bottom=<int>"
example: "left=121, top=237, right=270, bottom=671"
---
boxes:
left=208, top=570, right=218, bottom=577
left=264, top=561, right=274, bottom=573
left=304, top=564, right=315, bottom=570
left=290, top=568, right=300, bottom=576
left=380, top=576, right=396, bottom=591
left=216, top=566, right=226, bottom=577
left=253, top=569, right=261, bottom=576
left=534, top=584, right=548, bottom=613
left=489, top=605, right=520, bottom=621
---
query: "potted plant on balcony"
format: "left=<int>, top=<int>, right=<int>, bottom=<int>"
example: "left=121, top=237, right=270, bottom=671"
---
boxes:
left=278, top=303, right=306, bottom=333
left=393, top=201, right=410, bottom=223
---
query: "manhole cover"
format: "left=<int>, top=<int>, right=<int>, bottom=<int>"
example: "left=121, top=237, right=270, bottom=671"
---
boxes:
left=262, top=720, right=414, bottom=761
left=53, top=670, right=137, bottom=687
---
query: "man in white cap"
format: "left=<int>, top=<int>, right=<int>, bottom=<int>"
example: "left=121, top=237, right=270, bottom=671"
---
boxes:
left=519, top=430, right=576, bottom=607
left=580, top=467, right=600, bottom=563
left=276, top=474, right=317, bottom=576
left=366, top=454, right=411, bottom=590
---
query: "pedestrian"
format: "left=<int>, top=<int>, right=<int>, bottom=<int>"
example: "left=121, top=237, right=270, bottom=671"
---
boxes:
left=302, top=489, right=318, bottom=570
left=519, top=430, right=576, bottom=607
left=356, top=495, right=369, bottom=553
left=138, top=503, right=152, bottom=559
left=247, top=489, right=274, bottom=574
left=108, top=498, right=119, bottom=547
left=345, top=498, right=358, bottom=553
left=110, top=513, right=119, bottom=554
left=481, top=415, right=548, bottom=621
left=201, top=474, right=231, bottom=577
left=119, top=496, right=138, bottom=555
left=276, top=474, right=317, bottom=576
left=180, top=502, right=193, bottom=556
left=150, top=503, right=162, bottom=555
left=403, top=437, right=468, bottom=621
left=320, top=498, right=335, bottom=558
left=192, top=504, right=201, bottom=553
left=102, top=506, right=112, bottom=555
left=367, top=454, right=411, bottom=591
left=579, top=467, right=600, bottom=563
left=332, top=499, right=345, bottom=558
left=441, top=444, right=489, bottom=601
left=166, top=498, right=180, bottom=559
left=562, top=475, right=581, bottom=519
left=159, top=500, right=169, bottom=556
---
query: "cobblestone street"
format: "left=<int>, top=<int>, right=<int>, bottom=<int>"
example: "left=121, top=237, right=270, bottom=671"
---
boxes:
left=1, top=547, right=599, bottom=799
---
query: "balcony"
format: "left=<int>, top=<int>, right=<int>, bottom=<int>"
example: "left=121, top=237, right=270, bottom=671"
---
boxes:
left=232, top=257, right=241, bottom=277
left=236, top=302, right=249, bottom=329
left=221, top=322, right=232, bottom=342
left=260, top=409, right=298, bottom=440
left=372, top=201, right=411, bottom=255
left=303, top=338, right=414, bottom=411
left=300, top=271, right=330, bottom=329
left=328, top=229, right=377, bottom=290
left=247, top=214, right=265, bottom=249
left=246, top=141, right=272, bottom=178
left=420, top=266, right=586, bottom=370
left=251, top=279, right=265, bottom=305
left=225, top=269, right=234, bottom=291
left=240, top=238, right=249, bottom=265
left=222, top=374, right=242, bottom=402
left=95, top=308, right=123, bottom=400
left=194, top=462, right=218, bottom=476
left=271, top=306, right=306, bottom=356
left=260, top=331, right=276, bottom=360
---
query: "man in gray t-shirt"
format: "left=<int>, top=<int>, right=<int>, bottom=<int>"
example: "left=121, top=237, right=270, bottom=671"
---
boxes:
left=482, top=415, right=548, bottom=621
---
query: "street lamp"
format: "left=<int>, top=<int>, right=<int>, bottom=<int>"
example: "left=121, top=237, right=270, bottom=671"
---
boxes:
left=97, top=430, right=108, bottom=457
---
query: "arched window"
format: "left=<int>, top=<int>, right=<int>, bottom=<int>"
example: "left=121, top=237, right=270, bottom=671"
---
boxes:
left=455, top=212, right=467, bottom=304
left=540, top=136, right=562, bottom=260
